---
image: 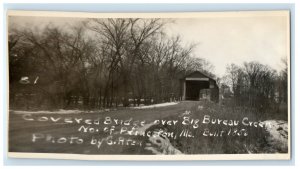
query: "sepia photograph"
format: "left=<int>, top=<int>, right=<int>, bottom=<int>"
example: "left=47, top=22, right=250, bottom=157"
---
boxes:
left=7, top=10, right=290, bottom=160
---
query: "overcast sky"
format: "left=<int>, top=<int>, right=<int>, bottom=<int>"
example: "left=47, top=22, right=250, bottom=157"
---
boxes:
left=9, top=13, right=289, bottom=77
left=166, top=16, right=288, bottom=76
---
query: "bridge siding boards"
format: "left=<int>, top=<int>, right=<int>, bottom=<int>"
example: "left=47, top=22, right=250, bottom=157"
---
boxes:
left=180, top=71, right=219, bottom=103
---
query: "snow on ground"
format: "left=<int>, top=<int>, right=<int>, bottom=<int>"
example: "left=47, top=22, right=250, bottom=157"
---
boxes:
left=11, top=109, right=83, bottom=114
left=11, top=108, right=118, bottom=114
left=132, top=102, right=178, bottom=109
left=145, top=134, right=182, bottom=155
left=264, top=120, right=288, bottom=152
left=11, top=102, right=179, bottom=114
left=131, top=120, right=182, bottom=154
left=141, top=123, right=182, bottom=155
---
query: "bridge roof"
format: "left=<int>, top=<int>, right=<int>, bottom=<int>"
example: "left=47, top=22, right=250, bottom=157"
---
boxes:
left=182, top=71, right=216, bottom=82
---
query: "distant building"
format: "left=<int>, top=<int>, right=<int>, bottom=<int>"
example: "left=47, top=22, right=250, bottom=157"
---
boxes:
left=180, top=71, right=219, bottom=103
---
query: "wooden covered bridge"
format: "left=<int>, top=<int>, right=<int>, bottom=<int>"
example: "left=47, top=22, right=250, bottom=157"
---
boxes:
left=180, top=71, right=219, bottom=103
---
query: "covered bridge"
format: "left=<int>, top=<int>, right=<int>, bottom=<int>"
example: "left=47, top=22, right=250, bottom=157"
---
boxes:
left=180, top=71, right=219, bottom=103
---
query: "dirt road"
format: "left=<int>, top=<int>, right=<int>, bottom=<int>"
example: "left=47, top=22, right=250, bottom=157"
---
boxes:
left=9, top=101, right=199, bottom=154
left=8, top=101, right=288, bottom=155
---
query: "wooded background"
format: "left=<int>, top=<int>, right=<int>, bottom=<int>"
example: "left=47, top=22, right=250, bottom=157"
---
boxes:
left=8, top=18, right=288, bottom=115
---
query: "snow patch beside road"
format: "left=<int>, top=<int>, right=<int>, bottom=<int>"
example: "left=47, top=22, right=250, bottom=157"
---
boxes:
left=11, top=108, right=117, bottom=114
left=132, top=102, right=178, bottom=109
left=145, top=134, right=182, bottom=155
left=264, top=120, right=288, bottom=152
left=11, top=109, right=83, bottom=114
